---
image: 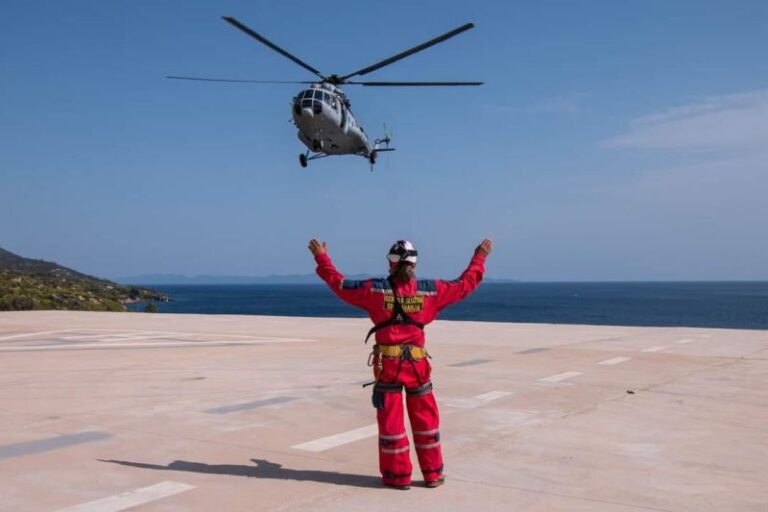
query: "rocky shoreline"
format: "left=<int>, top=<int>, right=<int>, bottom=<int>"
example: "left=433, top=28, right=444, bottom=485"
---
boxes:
left=0, top=247, right=171, bottom=312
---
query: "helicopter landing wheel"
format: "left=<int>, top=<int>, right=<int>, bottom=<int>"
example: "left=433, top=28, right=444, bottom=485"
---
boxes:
left=299, top=154, right=308, bottom=168
left=369, top=151, right=377, bottom=165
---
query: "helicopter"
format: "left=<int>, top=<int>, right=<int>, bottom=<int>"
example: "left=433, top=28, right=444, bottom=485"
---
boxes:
left=168, top=16, right=482, bottom=169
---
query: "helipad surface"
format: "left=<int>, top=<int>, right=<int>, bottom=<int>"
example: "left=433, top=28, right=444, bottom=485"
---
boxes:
left=0, top=311, right=766, bottom=511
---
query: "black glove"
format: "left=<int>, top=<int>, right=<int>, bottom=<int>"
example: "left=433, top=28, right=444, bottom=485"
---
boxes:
left=372, top=389, right=385, bottom=409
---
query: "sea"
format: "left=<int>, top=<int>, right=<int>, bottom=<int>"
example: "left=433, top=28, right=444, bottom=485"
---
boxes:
left=126, top=282, right=768, bottom=330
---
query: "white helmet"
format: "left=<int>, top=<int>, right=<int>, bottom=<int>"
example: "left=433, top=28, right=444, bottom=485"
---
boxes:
left=388, top=240, right=418, bottom=264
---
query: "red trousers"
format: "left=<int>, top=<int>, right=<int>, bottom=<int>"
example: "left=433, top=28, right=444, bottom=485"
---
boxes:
left=372, top=354, right=443, bottom=487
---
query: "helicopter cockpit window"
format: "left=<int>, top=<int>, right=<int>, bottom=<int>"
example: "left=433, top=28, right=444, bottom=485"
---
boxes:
left=297, top=90, right=310, bottom=108
left=322, top=92, right=331, bottom=104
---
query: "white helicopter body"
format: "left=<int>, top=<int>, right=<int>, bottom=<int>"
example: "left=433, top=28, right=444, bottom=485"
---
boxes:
left=169, top=16, right=481, bottom=168
left=292, top=83, right=369, bottom=158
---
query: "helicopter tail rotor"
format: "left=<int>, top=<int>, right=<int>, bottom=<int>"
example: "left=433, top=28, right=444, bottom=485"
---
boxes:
left=374, top=123, right=395, bottom=150
left=369, top=124, right=395, bottom=172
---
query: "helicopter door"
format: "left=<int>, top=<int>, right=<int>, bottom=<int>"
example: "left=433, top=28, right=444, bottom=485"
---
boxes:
left=340, top=102, right=348, bottom=130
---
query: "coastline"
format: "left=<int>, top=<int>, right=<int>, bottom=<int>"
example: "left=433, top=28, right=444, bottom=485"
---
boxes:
left=123, top=281, right=768, bottom=330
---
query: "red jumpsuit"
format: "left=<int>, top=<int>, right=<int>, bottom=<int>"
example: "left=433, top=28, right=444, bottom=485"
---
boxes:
left=314, top=251, right=486, bottom=487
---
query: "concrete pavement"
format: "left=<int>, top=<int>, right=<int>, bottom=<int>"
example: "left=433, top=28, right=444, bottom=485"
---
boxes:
left=0, top=311, right=766, bottom=511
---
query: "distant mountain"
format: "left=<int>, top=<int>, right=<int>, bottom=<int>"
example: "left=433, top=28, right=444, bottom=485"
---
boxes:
left=115, top=273, right=373, bottom=285
left=0, top=247, right=169, bottom=311
left=0, top=247, right=96, bottom=279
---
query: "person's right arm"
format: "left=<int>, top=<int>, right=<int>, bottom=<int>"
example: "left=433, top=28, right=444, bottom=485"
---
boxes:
left=309, top=239, right=371, bottom=309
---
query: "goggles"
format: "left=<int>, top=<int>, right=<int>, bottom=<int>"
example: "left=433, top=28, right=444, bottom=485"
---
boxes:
left=388, top=240, right=418, bottom=264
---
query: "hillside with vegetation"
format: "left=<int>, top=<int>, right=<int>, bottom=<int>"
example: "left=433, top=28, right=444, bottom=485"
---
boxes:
left=0, top=247, right=169, bottom=311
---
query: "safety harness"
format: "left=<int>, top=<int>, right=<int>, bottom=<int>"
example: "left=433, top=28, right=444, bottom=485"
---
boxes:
left=362, top=277, right=432, bottom=408
left=364, top=276, right=425, bottom=344
left=366, top=347, right=433, bottom=409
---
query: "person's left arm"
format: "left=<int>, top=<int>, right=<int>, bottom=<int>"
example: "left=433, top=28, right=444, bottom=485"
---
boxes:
left=434, top=239, right=493, bottom=310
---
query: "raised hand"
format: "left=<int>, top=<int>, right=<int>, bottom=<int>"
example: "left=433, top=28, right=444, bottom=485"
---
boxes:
left=308, top=239, right=328, bottom=256
left=475, top=238, right=493, bottom=256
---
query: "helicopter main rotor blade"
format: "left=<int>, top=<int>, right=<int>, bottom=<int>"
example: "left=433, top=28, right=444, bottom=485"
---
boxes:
left=221, top=16, right=326, bottom=80
left=167, top=76, right=315, bottom=84
left=347, top=81, right=483, bottom=86
left=340, top=22, right=475, bottom=80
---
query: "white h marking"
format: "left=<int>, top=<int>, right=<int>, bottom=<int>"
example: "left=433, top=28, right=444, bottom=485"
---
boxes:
left=642, top=346, right=668, bottom=353
left=0, top=329, right=76, bottom=342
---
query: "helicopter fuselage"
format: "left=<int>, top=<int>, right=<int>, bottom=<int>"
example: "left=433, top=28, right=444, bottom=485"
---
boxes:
left=170, top=16, right=480, bottom=167
left=291, top=83, right=370, bottom=156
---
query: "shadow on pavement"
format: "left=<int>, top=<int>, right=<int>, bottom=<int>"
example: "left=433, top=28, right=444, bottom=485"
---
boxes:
left=99, top=458, right=382, bottom=489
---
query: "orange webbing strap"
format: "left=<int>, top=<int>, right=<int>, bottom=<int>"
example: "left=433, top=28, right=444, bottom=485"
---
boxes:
left=375, top=344, right=429, bottom=360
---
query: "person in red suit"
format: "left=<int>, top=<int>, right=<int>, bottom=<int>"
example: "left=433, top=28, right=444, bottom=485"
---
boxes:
left=308, top=238, right=492, bottom=489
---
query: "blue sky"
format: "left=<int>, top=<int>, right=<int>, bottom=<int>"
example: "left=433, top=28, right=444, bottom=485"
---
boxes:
left=2, top=1, right=767, bottom=281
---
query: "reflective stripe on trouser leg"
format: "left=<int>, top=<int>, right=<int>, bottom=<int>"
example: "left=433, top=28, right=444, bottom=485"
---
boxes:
left=405, top=383, right=443, bottom=482
left=377, top=389, right=412, bottom=485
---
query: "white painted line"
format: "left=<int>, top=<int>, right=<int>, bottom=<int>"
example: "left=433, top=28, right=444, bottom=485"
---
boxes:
left=474, top=390, right=513, bottom=403
left=292, top=423, right=378, bottom=452
left=219, top=422, right=268, bottom=432
left=60, top=333, right=153, bottom=341
left=60, top=332, right=312, bottom=344
left=75, top=334, right=184, bottom=343
left=674, top=338, right=696, bottom=344
left=538, top=371, right=582, bottom=383
left=57, top=329, right=167, bottom=335
left=55, top=481, right=195, bottom=512
left=133, top=339, right=307, bottom=346
left=642, top=346, right=668, bottom=353
left=0, top=339, right=310, bottom=352
left=0, top=329, right=76, bottom=342
left=101, top=329, right=312, bottom=341
left=445, top=390, right=514, bottom=408
left=598, top=356, right=632, bottom=365
left=55, top=328, right=312, bottom=342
